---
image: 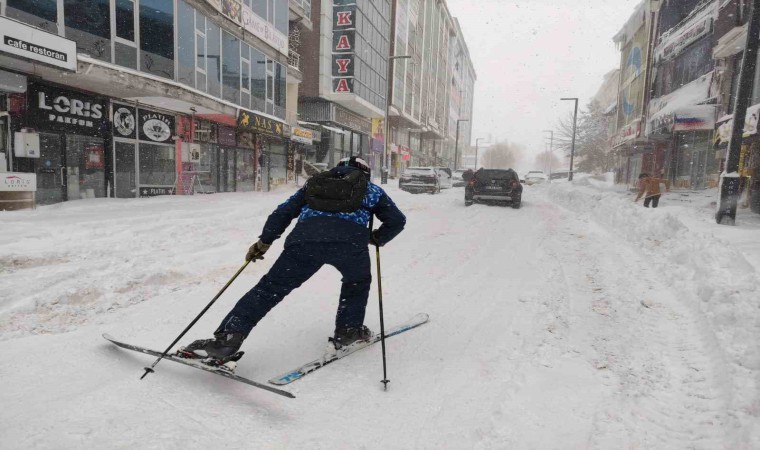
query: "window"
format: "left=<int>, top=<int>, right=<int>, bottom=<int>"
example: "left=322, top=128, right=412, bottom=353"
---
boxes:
left=251, top=48, right=267, bottom=112
left=221, top=31, right=241, bottom=104
left=195, top=13, right=207, bottom=92
left=115, top=0, right=135, bottom=41
left=275, top=0, right=288, bottom=35
left=139, top=0, right=174, bottom=79
left=206, top=21, right=222, bottom=98
left=241, top=44, right=251, bottom=108
left=177, top=1, right=195, bottom=88
left=64, top=0, right=111, bottom=61
left=139, top=143, right=176, bottom=186
left=251, top=0, right=267, bottom=19
left=6, top=0, right=58, bottom=34
left=274, top=62, right=286, bottom=119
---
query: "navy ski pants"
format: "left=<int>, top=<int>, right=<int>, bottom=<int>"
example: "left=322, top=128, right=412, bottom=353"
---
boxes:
left=215, top=242, right=372, bottom=338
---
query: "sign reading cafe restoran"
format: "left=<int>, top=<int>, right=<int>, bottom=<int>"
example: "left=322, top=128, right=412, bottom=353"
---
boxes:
left=0, top=16, right=77, bottom=71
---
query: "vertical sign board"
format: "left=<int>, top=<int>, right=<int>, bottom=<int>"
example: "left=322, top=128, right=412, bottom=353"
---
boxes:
left=333, top=1, right=357, bottom=94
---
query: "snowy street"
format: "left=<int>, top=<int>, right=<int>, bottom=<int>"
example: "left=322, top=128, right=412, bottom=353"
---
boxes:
left=1, top=181, right=759, bottom=448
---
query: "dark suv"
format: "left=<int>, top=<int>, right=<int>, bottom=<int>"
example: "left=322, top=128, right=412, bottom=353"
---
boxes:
left=464, top=168, right=523, bottom=208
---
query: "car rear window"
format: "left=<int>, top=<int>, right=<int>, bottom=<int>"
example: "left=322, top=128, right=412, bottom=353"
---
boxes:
left=474, top=169, right=517, bottom=181
left=405, top=168, right=435, bottom=175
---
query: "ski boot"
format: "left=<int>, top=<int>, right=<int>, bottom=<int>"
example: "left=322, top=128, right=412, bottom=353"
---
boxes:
left=177, top=332, right=246, bottom=373
left=325, top=325, right=373, bottom=357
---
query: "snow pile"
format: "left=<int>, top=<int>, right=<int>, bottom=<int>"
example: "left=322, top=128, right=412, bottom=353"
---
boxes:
left=546, top=182, right=760, bottom=441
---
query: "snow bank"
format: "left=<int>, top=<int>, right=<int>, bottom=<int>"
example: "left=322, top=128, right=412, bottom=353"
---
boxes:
left=546, top=182, right=760, bottom=441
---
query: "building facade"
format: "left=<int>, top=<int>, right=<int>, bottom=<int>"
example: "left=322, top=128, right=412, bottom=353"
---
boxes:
left=0, top=0, right=312, bottom=208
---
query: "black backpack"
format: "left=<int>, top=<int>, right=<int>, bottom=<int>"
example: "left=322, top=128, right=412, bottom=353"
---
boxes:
left=304, top=169, right=368, bottom=213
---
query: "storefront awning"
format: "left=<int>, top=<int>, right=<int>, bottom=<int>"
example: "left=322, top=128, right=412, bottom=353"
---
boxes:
left=321, top=125, right=346, bottom=134
left=646, top=71, right=715, bottom=136
left=713, top=102, right=760, bottom=146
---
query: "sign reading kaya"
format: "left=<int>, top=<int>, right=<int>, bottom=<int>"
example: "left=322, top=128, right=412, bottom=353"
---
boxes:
left=332, top=0, right=356, bottom=94
left=0, top=16, right=77, bottom=71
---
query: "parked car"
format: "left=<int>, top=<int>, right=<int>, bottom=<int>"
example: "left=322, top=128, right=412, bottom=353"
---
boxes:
left=549, top=170, right=574, bottom=181
left=464, top=168, right=523, bottom=208
left=399, top=167, right=441, bottom=194
left=452, top=169, right=468, bottom=187
left=524, top=171, right=548, bottom=185
left=435, top=167, right=453, bottom=189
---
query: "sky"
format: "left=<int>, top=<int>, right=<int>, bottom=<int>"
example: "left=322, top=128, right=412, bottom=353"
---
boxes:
left=445, top=0, right=642, bottom=159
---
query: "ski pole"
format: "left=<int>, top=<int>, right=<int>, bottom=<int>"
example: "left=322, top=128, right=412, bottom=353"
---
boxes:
left=374, top=236, right=390, bottom=390
left=140, top=259, right=251, bottom=380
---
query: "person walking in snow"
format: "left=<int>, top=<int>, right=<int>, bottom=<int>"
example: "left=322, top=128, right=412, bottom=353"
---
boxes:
left=181, top=157, right=406, bottom=364
left=634, top=172, right=669, bottom=208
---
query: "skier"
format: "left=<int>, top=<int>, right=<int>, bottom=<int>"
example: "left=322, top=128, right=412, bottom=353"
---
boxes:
left=181, top=157, right=406, bottom=365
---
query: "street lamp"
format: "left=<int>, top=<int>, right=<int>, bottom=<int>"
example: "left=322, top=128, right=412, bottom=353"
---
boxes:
left=560, top=97, right=578, bottom=181
left=454, top=119, right=469, bottom=170
left=542, top=130, right=554, bottom=177
left=475, top=137, right=487, bottom=169
left=382, top=55, right=412, bottom=184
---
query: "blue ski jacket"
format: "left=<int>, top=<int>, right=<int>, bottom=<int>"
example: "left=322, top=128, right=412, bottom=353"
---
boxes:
left=259, top=166, right=406, bottom=248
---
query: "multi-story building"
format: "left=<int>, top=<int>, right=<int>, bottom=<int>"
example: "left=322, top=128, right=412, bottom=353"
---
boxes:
left=295, top=0, right=391, bottom=176
left=0, top=0, right=308, bottom=208
left=645, top=0, right=718, bottom=189
left=610, top=0, right=658, bottom=187
left=387, top=0, right=475, bottom=175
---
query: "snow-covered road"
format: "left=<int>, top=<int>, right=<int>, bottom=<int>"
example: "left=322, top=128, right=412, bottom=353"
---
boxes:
left=1, top=182, right=757, bottom=448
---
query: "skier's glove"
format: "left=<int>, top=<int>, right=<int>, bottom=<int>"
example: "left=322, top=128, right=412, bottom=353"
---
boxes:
left=246, top=240, right=271, bottom=262
left=369, top=230, right=382, bottom=247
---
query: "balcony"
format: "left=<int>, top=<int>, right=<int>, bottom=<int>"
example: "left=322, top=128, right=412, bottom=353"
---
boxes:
left=288, top=50, right=301, bottom=72
left=289, top=0, right=313, bottom=30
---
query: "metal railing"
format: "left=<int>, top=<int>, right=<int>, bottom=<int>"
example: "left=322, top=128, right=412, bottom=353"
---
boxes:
left=288, top=50, right=301, bottom=71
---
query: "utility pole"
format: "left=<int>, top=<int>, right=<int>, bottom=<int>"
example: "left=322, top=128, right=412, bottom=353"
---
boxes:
left=561, top=98, right=578, bottom=181
left=716, top=0, right=760, bottom=225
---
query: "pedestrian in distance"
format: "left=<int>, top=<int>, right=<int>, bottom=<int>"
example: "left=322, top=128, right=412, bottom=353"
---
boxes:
left=180, top=157, right=406, bottom=366
left=634, top=172, right=669, bottom=208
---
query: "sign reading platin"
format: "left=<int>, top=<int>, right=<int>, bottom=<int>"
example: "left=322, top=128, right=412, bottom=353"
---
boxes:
left=238, top=110, right=284, bottom=137
left=0, top=16, right=77, bottom=71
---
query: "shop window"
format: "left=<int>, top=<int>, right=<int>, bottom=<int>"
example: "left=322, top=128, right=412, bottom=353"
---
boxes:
left=206, top=21, right=222, bottom=98
left=236, top=149, right=255, bottom=191
left=177, top=0, right=195, bottom=88
left=139, top=143, right=175, bottom=186
left=6, top=0, right=58, bottom=34
left=222, top=31, right=241, bottom=104
left=114, top=141, right=136, bottom=198
left=251, top=0, right=267, bottom=19
left=139, top=0, right=174, bottom=80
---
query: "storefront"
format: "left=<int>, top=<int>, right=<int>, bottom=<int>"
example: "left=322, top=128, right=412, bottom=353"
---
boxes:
left=236, top=109, right=287, bottom=191
left=13, top=82, right=109, bottom=205
left=112, top=103, right=177, bottom=198
left=290, top=126, right=322, bottom=182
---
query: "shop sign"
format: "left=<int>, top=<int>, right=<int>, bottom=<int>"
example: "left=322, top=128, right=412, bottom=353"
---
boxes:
left=113, top=103, right=137, bottom=139
left=334, top=106, right=371, bottom=134
left=1, top=172, right=36, bottom=192
left=0, top=16, right=77, bottom=71
left=612, top=119, right=641, bottom=147
left=371, top=118, right=385, bottom=152
left=27, top=83, right=107, bottom=136
left=139, top=186, right=175, bottom=197
left=194, top=120, right=218, bottom=143
left=332, top=2, right=356, bottom=94
left=237, top=110, right=284, bottom=137
left=654, top=6, right=712, bottom=62
left=290, top=127, right=321, bottom=144
left=139, top=110, right=175, bottom=143
left=205, top=0, right=288, bottom=56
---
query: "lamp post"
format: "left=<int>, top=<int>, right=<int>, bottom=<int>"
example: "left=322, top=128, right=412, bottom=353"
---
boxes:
left=543, top=130, right=554, bottom=177
left=454, top=119, right=469, bottom=170
left=475, top=137, right=486, bottom=169
left=560, top=97, right=578, bottom=181
left=382, top=55, right=412, bottom=184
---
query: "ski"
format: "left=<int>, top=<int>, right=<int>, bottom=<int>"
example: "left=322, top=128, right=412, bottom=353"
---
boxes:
left=268, top=313, right=429, bottom=386
left=103, top=334, right=295, bottom=399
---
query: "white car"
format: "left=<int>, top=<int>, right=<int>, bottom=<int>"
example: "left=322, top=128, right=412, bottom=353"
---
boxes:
left=452, top=169, right=467, bottom=187
left=524, top=171, right=547, bottom=185
left=399, top=167, right=441, bottom=194
left=435, top=167, right=454, bottom=189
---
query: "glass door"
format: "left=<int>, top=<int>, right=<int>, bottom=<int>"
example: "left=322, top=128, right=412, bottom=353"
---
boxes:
left=66, top=136, right=106, bottom=200
left=114, top=141, right=137, bottom=198
left=35, top=133, right=65, bottom=205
